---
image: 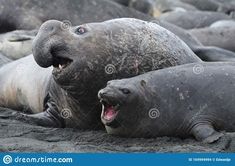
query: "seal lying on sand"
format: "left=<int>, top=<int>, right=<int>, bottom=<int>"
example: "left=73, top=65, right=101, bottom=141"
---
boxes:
left=0, top=30, right=36, bottom=60
left=98, top=62, right=235, bottom=143
left=0, top=18, right=201, bottom=129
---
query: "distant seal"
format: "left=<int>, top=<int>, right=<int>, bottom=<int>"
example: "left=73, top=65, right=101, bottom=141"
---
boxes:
left=210, top=20, right=235, bottom=28
left=0, top=18, right=201, bottom=129
left=152, top=20, right=235, bottom=62
left=98, top=62, right=235, bottom=143
left=160, top=11, right=231, bottom=29
left=181, top=0, right=235, bottom=13
left=189, top=26, right=235, bottom=52
left=129, top=0, right=197, bottom=17
left=0, top=30, right=36, bottom=60
left=0, top=0, right=150, bottom=33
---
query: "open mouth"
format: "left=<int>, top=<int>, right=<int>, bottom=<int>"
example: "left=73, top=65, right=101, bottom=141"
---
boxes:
left=52, top=56, right=73, bottom=72
left=100, top=98, right=120, bottom=125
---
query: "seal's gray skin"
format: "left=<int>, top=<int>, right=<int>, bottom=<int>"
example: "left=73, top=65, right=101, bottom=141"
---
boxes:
left=210, top=20, right=235, bottom=28
left=160, top=11, right=231, bottom=29
left=98, top=62, right=235, bottom=143
left=152, top=20, right=235, bottom=62
left=189, top=26, right=235, bottom=52
left=0, top=18, right=201, bottom=129
left=129, top=0, right=197, bottom=17
left=181, top=0, right=235, bottom=14
left=0, top=0, right=150, bottom=33
left=0, top=53, right=12, bottom=67
left=0, top=30, right=37, bottom=60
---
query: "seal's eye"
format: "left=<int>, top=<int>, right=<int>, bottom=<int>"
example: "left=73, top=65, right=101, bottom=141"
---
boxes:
left=75, top=27, right=86, bottom=35
left=120, top=88, right=130, bottom=94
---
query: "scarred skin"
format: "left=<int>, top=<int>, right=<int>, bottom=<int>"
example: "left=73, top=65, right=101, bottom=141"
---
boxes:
left=0, top=18, right=201, bottom=129
left=98, top=62, right=235, bottom=143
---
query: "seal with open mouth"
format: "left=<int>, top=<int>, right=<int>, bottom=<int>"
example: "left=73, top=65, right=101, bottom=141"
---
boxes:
left=98, top=62, right=235, bottom=143
left=0, top=18, right=200, bottom=129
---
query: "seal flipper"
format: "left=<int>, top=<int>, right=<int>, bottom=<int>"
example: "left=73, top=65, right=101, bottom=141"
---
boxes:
left=3, top=93, right=65, bottom=128
left=27, top=93, right=65, bottom=128
left=191, top=124, right=224, bottom=143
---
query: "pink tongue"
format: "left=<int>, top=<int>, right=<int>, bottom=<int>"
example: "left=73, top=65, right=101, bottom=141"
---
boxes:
left=104, top=107, right=116, bottom=120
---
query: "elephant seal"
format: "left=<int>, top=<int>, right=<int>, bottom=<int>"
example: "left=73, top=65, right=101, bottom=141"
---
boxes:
left=98, top=62, right=235, bottom=143
left=0, top=0, right=150, bottom=33
left=129, top=0, right=197, bottom=17
left=189, top=26, right=235, bottom=52
left=210, top=20, right=235, bottom=28
left=152, top=20, right=235, bottom=62
left=160, top=11, right=231, bottom=29
left=181, top=0, right=235, bottom=13
left=0, top=30, right=36, bottom=60
left=0, top=18, right=201, bottom=129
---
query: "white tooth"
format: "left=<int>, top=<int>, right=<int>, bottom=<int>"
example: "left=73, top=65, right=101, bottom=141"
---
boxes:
left=59, top=64, right=63, bottom=70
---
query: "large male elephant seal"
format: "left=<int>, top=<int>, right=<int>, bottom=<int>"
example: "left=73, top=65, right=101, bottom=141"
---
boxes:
left=98, top=62, right=235, bottom=143
left=0, top=30, right=36, bottom=60
left=160, top=11, right=232, bottom=29
left=0, top=18, right=201, bottom=129
left=0, top=0, right=150, bottom=33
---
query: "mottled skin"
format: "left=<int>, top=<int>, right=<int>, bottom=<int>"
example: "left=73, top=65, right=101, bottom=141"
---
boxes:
left=160, top=11, right=231, bottom=29
left=189, top=26, right=235, bottom=52
left=0, top=18, right=201, bottom=129
left=0, top=30, right=37, bottom=59
left=0, top=0, right=150, bottom=33
left=98, top=62, right=235, bottom=143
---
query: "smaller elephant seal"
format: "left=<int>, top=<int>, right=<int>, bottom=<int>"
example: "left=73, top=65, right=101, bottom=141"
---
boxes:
left=189, top=26, right=235, bottom=52
left=129, top=0, right=197, bottom=17
left=0, top=30, right=36, bottom=60
left=152, top=19, right=235, bottom=62
left=160, top=11, right=231, bottom=29
left=210, top=20, right=235, bottom=28
left=98, top=62, right=235, bottom=143
left=181, top=0, right=235, bottom=13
